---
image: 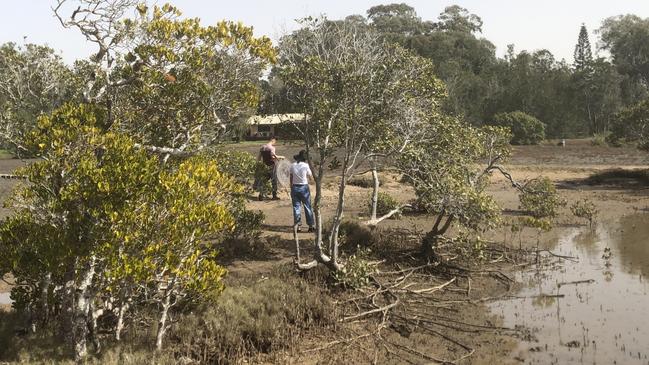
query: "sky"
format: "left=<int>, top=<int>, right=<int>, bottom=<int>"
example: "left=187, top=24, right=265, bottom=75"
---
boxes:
left=2, top=1, right=649, bottom=65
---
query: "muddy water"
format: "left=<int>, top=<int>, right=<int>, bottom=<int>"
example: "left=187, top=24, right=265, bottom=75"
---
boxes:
left=490, top=214, right=649, bottom=364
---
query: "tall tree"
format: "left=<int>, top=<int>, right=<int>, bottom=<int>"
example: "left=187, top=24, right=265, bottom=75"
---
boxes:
left=599, top=15, right=649, bottom=88
left=574, top=24, right=593, bottom=72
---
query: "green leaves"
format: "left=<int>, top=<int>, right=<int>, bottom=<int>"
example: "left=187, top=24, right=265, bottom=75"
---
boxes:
left=399, top=116, right=508, bottom=235
left=0, top=102, right=243, bottom=342
left=112, top=5, right=276, bottom=153
left=491, top=111, right=545, bottom=145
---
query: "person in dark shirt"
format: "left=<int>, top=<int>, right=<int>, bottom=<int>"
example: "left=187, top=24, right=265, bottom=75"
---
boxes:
left=257, top=136, right=284, bottom=200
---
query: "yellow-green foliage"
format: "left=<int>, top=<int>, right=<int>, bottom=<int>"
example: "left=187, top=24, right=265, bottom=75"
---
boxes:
left=332, top=247, right=375, bottom=289
left=370, top=191, right=401, bottom=218
left=519, top=177, right=565, bottom=219
left=518, top=177, right=565, bottom=230
left=114, top=4, right=277, bottom=151
left=0, top=103, right=242, bottom=347
left=570, top=198, right=598, bottom=227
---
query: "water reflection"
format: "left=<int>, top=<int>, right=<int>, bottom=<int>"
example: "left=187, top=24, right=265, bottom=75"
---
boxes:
left=490, top=213, right=649, bottom=364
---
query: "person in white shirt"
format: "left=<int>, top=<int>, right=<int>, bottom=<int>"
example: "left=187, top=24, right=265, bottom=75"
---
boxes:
left=289, top=150, right=315, bottom=232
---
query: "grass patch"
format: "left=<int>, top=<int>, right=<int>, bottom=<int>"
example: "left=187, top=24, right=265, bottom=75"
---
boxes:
left=0, top=150, right=14, bottom=160
left=0, top=274, right=334, bottom=364
left=168, top=275, right=335, bottom=363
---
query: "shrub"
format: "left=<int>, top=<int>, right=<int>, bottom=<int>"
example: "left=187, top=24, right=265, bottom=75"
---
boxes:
left=370, top=191, right=401, bottom=218
left=591, top=132, right=610, bottom=146
left=584, top=168, right=649, bottom=186
left=606, top=98, right=649, bottom=149
left=570, top=199, right=598, bottom=227
left=332, top=247, right=374, bottom=289
left=169, top=277, right=334, bottom=363
left=206, top=149, right=258, bottom=189
left=519, top=177, right=565, bottom=222
left=348, top=175, right=385, bottom=188
left=491, top=111, right=546, bottom=145
left=338, top=221, right=377, bottom=250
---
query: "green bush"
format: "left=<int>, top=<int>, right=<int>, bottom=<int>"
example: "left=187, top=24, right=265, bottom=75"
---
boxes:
left=370, top=191, right=401, bottom=218
left=519, top=177, right=565, bottom=221
left=491, top=111, right=546, bottom=145
left=570, top=199, right=598, bottom=227
left=332, top=247, right=374, bottom=289
left=606, top=98, right=649, bottom=149
left=169, top=277, right=334, bottom=363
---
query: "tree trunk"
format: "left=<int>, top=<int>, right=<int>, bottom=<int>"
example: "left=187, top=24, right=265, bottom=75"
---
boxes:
left=115, top=292, right=129, bottom=341
left=438, top=215, right=454, bottom=236
left=40, top=272, right=51, bottom=328
left=327, top=153, right=351, bottom=270
left=156, top=282, right=174, bottom=351
left=72, top=256, right=97, bottom=362
left=370, top=165, right=380, bottom=222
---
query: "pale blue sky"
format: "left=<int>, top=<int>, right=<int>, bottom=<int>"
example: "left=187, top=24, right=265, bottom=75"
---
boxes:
left=2, top=1, right=649, bottom=64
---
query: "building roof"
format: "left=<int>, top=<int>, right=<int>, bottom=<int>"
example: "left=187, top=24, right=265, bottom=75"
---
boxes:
left=247, top=113, right=305, bottom=125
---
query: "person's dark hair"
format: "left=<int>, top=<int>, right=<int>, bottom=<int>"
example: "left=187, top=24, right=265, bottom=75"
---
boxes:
left=293, top=149, right=307, bottom=162
left=269, top=135, right=277, bottom=141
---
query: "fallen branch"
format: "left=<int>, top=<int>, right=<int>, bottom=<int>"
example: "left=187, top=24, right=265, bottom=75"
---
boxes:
left=407, top=277, right=456, bottom=294
left=557, top=279, right=594, bottom=287
left=343, top=295, right=400, bottom=322
left=364, top=204, right=413, bottom=227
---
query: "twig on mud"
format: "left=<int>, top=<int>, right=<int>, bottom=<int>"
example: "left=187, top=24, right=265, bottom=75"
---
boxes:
left=557, top=279, right=594, bottom=287
left=406, top=277, right=456, bottom=294
left=534, top=249, right=579, bottom=263
left=403, top=310, right=519, bottom=333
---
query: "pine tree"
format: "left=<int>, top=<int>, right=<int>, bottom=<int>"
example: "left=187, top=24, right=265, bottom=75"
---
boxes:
left=574, top=24, right=593, bottom=71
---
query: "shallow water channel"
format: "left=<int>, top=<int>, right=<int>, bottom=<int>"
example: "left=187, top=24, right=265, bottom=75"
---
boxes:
left=490, top=213, right=649, bottom=364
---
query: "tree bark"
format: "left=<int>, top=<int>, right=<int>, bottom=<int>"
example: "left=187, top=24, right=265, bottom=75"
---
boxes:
left=369, top=165, right=380, bottom=222
left=438, top=215, right=454, bottom=236
left=72, top=256, right=97, bottom=362
left=156, top=281, right=175, bottom=351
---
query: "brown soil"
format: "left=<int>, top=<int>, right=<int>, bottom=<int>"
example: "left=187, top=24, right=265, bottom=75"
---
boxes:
left=228, top=139, right=649, bottom=364
left=1, top=140, right=648, bottom=363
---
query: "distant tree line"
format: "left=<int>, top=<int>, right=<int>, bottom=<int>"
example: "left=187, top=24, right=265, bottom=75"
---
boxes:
left=260, top=3, right=649, bottom=141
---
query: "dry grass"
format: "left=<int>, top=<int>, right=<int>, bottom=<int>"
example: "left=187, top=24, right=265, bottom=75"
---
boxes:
left=168, top=275, right=335, bottom=364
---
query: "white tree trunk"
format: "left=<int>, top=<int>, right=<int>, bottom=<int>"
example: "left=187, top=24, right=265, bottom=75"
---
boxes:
left=116, top=302, right=128, bottom=341
left=155, top=282, right=174, bottom=351
left=370, top=166, right=379, bottom=222
left=72, top=256, right=97, bottom=362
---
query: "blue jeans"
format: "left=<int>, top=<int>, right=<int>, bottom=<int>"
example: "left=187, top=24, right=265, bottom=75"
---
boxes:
left=291, top=184, right=314, bottom=226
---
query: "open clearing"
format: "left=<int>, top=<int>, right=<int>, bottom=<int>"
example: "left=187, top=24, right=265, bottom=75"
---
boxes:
left=2, top=140, right=648, bottom=364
